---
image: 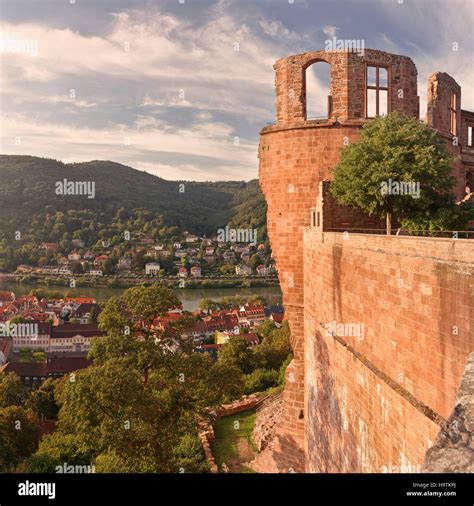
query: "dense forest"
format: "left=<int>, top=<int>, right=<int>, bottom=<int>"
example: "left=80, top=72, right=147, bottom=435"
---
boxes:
left=0, top=156, right=268, bottom=271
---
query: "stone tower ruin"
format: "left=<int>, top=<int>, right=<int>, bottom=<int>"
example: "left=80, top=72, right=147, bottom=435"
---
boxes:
left=253, top=48, right=474, bottom=473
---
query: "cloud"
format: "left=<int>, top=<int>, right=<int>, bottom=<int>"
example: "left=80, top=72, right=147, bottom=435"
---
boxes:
left=1, top=4, right=294, bottom=179
left=2, top=111, right=258, bottom=181
left=259, top=19, right=303, bottom=41
left=322, top=25, right=339, bottom=39
left=1, top=0, right=472, bottom=181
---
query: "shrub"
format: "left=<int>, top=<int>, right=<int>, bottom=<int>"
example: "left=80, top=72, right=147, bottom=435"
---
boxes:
left=243, top=368, right=278, bottom=394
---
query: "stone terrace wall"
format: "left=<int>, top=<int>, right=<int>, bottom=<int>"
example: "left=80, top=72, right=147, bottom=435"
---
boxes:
left=303, top=230, right=473, bottom=472
left=315, top=180, right=386, bottom=232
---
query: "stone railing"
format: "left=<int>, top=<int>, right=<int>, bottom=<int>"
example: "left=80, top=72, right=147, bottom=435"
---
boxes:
left=422, top=352, right=474, bottom=472
left=253, top=390, right=284, bottom=451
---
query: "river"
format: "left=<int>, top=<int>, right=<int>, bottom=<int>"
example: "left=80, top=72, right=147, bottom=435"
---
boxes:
left=0, top=280, right=282, bottom=312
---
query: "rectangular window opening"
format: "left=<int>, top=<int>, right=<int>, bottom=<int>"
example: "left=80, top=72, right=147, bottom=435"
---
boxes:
left=366, top=65, right=389, bottom=118
left=450, top=93, right=457, bottom=136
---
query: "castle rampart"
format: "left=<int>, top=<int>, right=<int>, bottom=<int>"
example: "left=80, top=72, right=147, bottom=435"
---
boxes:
left=255, top=48, right=473, bottom=473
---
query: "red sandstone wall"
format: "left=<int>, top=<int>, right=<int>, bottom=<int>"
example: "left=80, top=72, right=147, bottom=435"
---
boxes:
left=460, top=110, right=474, bottom=190
left=274, top=50, right=418, bottom=125
left=257, top=48, right=472, bottom=474
left=304, top=230, right=474, bottom=472
left=258, top=125, right=363, bottom=472
left=426, top=72, right=467, bottom=199
left=317, top=180, right=386, bottom=231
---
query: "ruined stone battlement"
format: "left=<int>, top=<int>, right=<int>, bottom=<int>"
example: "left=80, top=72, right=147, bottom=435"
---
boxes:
left=271, top=49, right=418, bottom=126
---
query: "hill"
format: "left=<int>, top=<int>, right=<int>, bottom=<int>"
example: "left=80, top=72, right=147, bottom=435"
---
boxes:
left=0, top=155, right=266, bottom=235
left=0, top=155, right=268, bottom=271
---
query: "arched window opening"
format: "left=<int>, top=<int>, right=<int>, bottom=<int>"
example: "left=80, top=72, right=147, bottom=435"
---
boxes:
left=305, top=61, right=331, bottom=120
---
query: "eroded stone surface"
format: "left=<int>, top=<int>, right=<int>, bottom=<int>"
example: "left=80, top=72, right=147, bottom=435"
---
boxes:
left=422, top=353, right=474, bottom=473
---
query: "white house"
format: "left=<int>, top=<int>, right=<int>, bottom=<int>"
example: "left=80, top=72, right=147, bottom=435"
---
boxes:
left=235, top=264, right=252, bottom=276
left=186, top=235, right=199, bottom=243
left=145, top=262, right=161, bottom=276
left=11, top=322, right=51, bottom=352
left=68, top=251, right=81, bottom=261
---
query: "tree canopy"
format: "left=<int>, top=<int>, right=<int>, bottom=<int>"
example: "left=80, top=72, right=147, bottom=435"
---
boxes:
left=330, top=112, right=472, bottom=234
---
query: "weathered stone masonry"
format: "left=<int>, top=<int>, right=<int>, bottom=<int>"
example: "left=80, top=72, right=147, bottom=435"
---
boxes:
left=254, top=48, right=474, bottom=473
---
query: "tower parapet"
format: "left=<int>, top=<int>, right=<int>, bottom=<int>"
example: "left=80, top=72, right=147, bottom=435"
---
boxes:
left=272, top=49, right=419, bottom=127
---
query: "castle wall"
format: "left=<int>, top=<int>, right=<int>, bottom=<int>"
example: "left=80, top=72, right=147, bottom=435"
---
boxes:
left=304, top=230, right=474, bottom=472
left=460, top=110, right=474, bottom=191
left=257, top=125, right=363, bottom=472
left=426, top=73, right=468, bottom=199
left=256, top=48, right=473, bottom=473
left=274, top=50, right=418, bottom=125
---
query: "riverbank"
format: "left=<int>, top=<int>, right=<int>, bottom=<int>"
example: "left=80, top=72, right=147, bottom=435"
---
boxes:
left=0, top=279, right=282, bottom=312
left=2, top=273, right=279, bottom=290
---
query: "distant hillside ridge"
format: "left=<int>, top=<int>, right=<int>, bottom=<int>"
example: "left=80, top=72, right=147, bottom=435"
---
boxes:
left=0, top=155, right=267, bottom=242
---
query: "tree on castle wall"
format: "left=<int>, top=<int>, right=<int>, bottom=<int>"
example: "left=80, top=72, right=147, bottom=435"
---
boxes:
left=330, top=112, right=472, bottom=234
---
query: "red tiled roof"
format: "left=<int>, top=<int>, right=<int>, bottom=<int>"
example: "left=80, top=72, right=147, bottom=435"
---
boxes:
left=271, top=313, right=285, bottom=324
left=198, top=344, right=222, bottom=350
left=244, top=333, right=260, bottom=345
left=51, top=324, right=105, bottom=339
left=65, top=297, right=96, bottom=304
left=1, top=356, right=93, bottom=377
left=1, top=361, right=47, bottom=377
left=47, top=356, right=92, bottom=373
left=38, top=419, right=56, bottom=436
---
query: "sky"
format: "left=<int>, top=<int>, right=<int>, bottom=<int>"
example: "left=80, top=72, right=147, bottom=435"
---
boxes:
left=0, top=0, right=473, bottom=181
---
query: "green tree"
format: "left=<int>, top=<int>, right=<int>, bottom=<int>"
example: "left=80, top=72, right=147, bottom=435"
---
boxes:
left=89, top=305, right=100, bottom=325
left=17, top=453, right=60, bottom=473
left=102, top=258, right=116, bottom=275
left=218, top=336, right=255, bottom=374
left=254, top=322, right=291, bottom=371
left=243, top=368, right=278, bottom=394
left=330, top=112, right=457, bottom=234
left=71, top=261, right=83, bottom=275
left=37, top=284, right=243, bottom=473
left=0, top=372, right=27, bottom=408
left=26, top=378, right=59, bottom=419
left=0, top=406, right=39, bottom=471
left=198, top=297, right=217, bottom=314
left=256, top=319, right=277, bottom=340
left=171, top=433, right=209, bottom=473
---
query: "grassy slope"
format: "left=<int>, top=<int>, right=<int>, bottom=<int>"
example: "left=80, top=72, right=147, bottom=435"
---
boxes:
left=211, top=409, right=258, bottom=473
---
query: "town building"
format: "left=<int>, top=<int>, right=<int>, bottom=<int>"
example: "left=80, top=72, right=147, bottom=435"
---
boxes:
left=145, top=262, right=161, bottom=276
left=190, top=266, right=202, bottom=277
left=235, top=264, right=252, bottom=276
